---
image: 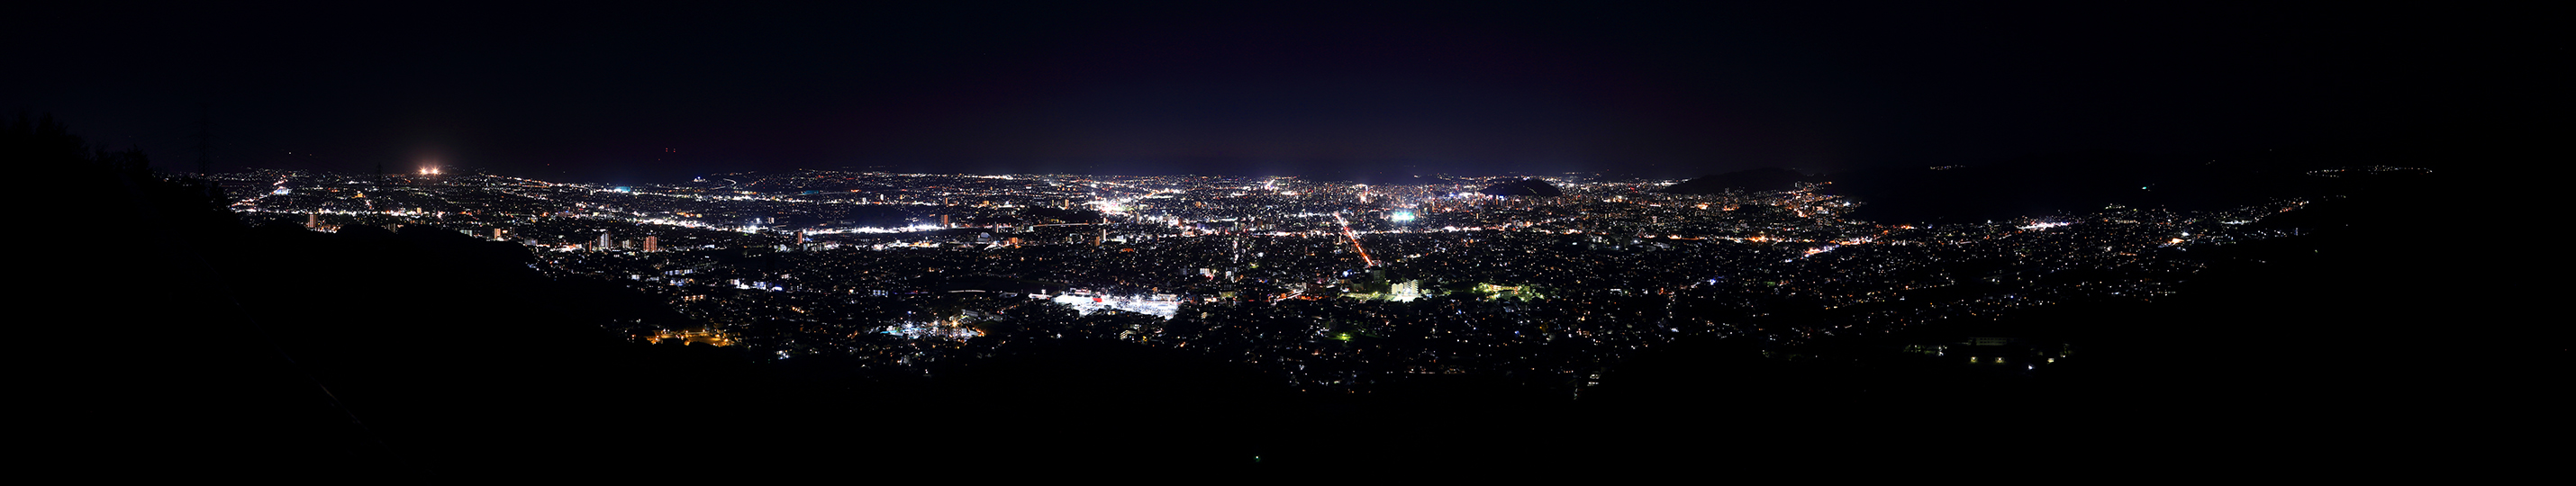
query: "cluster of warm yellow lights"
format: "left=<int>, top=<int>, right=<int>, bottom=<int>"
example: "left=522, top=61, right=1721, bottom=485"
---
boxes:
left=647, top=328, right=733, bottom=346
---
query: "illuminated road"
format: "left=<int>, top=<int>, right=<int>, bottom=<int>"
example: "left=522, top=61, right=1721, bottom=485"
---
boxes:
left=1332, top=212, right=1376, bottom=266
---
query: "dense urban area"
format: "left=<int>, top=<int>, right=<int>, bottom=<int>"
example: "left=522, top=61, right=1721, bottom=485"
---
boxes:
left=213, top=167, right=2332, bottom=396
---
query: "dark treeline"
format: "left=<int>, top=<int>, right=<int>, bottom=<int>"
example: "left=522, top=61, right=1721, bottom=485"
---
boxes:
left=26, top=115, right=2543, bottom=479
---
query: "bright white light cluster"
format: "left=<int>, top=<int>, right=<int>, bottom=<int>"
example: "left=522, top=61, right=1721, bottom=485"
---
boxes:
left=878, top=320, right=980, bottom=339
left=1050, top=293, right=1180, bottom=318
left=805, top=223, right=948, bottom=234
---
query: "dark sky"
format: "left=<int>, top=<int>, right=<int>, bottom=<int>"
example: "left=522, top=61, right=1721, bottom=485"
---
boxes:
left=7, top=2, right=2518, bottom=184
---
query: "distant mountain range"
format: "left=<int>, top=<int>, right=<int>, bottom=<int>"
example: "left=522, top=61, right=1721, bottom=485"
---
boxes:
left=1477, top=178, right=1563, bottom=197
left=1660, top=167, right=1813, bottom=194
left=1668, top=148, right=2415, bottom=223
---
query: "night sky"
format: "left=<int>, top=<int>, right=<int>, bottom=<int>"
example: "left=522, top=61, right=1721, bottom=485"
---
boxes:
left=8, top=2, right=2517, bottom=184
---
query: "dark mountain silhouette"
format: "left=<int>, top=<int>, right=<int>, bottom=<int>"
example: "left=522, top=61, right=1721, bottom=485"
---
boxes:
left=1662, top=167, right=1812, bottom=194
left=1477, top=178, right=1561, bottom=197
left=1816, top=149, right=2352, bottom=223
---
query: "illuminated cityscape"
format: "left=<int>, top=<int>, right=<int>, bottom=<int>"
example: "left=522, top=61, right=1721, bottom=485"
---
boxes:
left=18, top=1, right=2532, bottom=478
left=213, top=167, right=2327, bottom=393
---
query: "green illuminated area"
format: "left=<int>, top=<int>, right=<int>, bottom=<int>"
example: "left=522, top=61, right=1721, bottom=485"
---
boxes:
left=1472, top=283, right=1543, bottom=302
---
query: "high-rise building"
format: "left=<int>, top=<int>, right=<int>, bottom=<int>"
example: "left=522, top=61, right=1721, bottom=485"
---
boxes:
left=643, top=236, right=658, bottom=252
left=598, top=231, right=612, bottom=249
left=493, top=228, right=509, bottom=240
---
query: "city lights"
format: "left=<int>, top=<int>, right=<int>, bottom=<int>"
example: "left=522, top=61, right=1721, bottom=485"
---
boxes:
left=209, top=166, right=2317, bottom=395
